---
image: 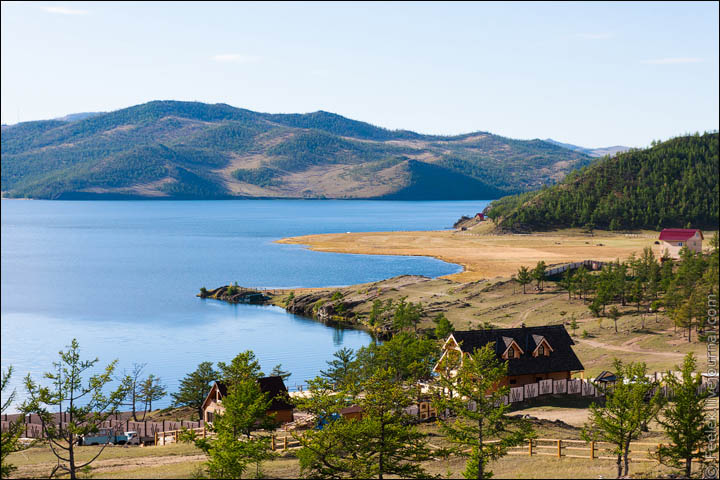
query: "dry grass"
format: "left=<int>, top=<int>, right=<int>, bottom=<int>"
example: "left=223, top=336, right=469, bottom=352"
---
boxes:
left=7, top=442, right=204, bottom=479
left=7, top=418, right=683, bottom=479
left=277, top=225, right=668, bottom=282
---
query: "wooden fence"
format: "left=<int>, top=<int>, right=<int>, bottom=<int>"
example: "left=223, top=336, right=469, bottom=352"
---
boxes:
left=502, top=438, right=705, bottom=463
left=544, top=260, right=608, bottom=279
left=0, top=416, right=204, bottom=441
left=155, top=427, right=207, bottom=446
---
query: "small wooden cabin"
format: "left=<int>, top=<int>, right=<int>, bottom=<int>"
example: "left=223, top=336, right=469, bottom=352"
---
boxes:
left=202, top=376, right=294, bottom=425
left=659, top=229, right=703, bottom=259
left=339, top=405, right=363, bottom=420
left=434, top=325, right=584, bottom=387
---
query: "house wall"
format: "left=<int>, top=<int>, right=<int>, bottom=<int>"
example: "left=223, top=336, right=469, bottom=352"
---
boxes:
left=269, top=409, right=294, bottom=424
left=204, top=401, right=293, bottom=425
left=204, top=400, right=223, bottom=423
left=341, top=411, right=363, bottom=421
left=663, top=234, right=702, bottom=259
left=500, top=370, right=571, bottom=387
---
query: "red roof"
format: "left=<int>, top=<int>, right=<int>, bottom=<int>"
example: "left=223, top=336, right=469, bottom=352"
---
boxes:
left=659, top=229, right=703, bottom=242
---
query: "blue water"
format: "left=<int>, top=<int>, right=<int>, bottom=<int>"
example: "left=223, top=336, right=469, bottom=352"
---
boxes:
left=1, top=199, right=489, bottom=410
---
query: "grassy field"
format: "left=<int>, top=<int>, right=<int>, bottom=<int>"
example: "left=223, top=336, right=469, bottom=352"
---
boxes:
left=7, top=414, right=684, bottom=479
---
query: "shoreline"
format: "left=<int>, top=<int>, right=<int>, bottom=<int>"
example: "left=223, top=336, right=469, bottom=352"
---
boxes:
left=274, top=224, right=665, bottom=282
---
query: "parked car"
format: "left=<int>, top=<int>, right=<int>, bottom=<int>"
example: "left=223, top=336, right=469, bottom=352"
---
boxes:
left=79, top=428, right=139, bottom=446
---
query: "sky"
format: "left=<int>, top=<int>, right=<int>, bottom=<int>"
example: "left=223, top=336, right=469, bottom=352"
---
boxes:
left=1, top=1, right=718, bottom=147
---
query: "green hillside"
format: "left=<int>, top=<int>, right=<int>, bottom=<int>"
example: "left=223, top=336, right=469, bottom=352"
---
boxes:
left=487, top=133, right=719, bottom=231
left=1, top=100, right=593, bottom=200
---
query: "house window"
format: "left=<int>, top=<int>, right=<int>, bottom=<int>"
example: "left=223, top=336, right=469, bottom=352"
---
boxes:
left=510, top=379, right=517, bottom=385
left=678, top=242, right=683, bottom=246
left=538, top=345, right=544, bottom=356
left=536, top=377, right=543, bottom=382
left=507, top=347, right=515, bottom=358
left=206, top=412, right=214, bottom=423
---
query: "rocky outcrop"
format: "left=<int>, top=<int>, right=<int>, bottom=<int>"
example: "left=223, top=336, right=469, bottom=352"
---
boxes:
left=198, top=285, right=270, bottom=304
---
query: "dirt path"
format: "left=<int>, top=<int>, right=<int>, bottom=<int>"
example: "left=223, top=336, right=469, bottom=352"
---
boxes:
left=13, top=454, right=207, bottom=478
left=578, top=338, right=684, bottom=357
left=513, top=293, right=563, bottom=327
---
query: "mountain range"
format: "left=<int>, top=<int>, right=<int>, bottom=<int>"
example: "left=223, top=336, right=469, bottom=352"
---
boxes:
left=2, top=100, right=605, bottom=200
left=544, top=139, right=630, bottom=158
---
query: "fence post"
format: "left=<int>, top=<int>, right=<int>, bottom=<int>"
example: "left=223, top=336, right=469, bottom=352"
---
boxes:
left=271, top=435, right=275, bottom=451
left=557, top=439, right=562, bottom=458
left=284, top=436, right=288, bottom=451
left=163, top=420, right=166, bottom=433
left=175, top=430, right=178, bottom=444
left=126, top=419, right=129, bottom=433
left=528, top=439, right=533, bottom=456
left=590, top=441, right=595, bottom=460
left=154, top=431, right=158, bottom=446
left=202, top=427, right=206, bottom=439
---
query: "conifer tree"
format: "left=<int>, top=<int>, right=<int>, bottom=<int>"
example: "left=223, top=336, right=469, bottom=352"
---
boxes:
left=22, top=339, right=129, bottom=479
left=655, top=354, right=716, bottom=478
left=515, top=266, right=532, bottom=294
left=433, top=343, right=533, bottom=479
left=172, top=362, right=218, bottom=420
left=583, top=360, right=662, bottom=478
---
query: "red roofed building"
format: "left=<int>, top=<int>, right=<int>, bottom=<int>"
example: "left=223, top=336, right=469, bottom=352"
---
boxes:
left=658, top=229, right=703, bottom=258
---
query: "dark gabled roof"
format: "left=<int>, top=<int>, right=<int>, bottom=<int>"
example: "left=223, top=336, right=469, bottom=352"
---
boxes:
left=209, top=376, right=293, bottom=412
left=450, top=325, right=584, bottom=376
left=257, top=376, right=294, bottom=411
left=594, top=371, right=617, bottom=383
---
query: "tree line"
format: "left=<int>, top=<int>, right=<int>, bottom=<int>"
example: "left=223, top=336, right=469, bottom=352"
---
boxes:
left=516, top=236, right=718, bottom=340
left=489, top=132, right=719, bottom=231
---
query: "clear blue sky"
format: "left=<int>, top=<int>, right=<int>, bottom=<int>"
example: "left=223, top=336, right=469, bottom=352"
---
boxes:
left=1, top=1, right=717, bottom=147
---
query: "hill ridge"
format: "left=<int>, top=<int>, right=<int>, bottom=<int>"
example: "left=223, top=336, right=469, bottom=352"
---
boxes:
left=2, top=100, right=595, bottom=200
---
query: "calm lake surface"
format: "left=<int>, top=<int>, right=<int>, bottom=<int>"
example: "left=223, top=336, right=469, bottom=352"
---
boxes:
left=1, top=199, right=489, bottom=409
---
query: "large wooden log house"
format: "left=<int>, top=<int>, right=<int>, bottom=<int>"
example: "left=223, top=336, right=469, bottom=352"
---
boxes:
left=202, top=376, right=294, bottom=425
left=434, top=325, right=584, bottom=387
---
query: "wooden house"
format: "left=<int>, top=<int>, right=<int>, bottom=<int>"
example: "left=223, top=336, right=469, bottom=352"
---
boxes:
left=339, top=405, right=363, bottom=420
left=434, top=325, right=584, bottom=387
left=659, top=228, right=703, bottom=259
left=202, top=376, right=294, bottom=425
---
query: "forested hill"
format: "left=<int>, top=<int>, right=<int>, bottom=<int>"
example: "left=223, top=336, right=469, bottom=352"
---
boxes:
left=1, top=100, right=593, bottom=200
left=487, top=133, right=719, bottom=232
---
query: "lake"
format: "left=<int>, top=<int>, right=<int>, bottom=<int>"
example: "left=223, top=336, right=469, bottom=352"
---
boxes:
left=1, top=199, right=490, bottom=410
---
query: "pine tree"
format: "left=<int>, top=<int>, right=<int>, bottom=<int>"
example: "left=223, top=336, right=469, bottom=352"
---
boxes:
left=138, top=374, right=167, bottom=419
left=21, top=339, right=129, bottom=479
left=433, top=313, right=455, bottom=339
left=171, top=362, right=218, bottom=420
left=532, top=261, right=547, bottom=291
left=217, top=351, right=264, bottom=385
left=186, top=377, right=275, bottom=479
left=583, top=360, right=662, bottom=478
left=1, top=367, right=27, bottom=479
left=320, top=347, right=357, bottom=389
left=270, top=364, right=291, bottom=382
left=433, top=343, right=533, bottom=479
left=515, top=266, right=532, bottom=294
left=655, top=354, right=716, bottom=478
left=296, top=369, right=436, bottom=479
